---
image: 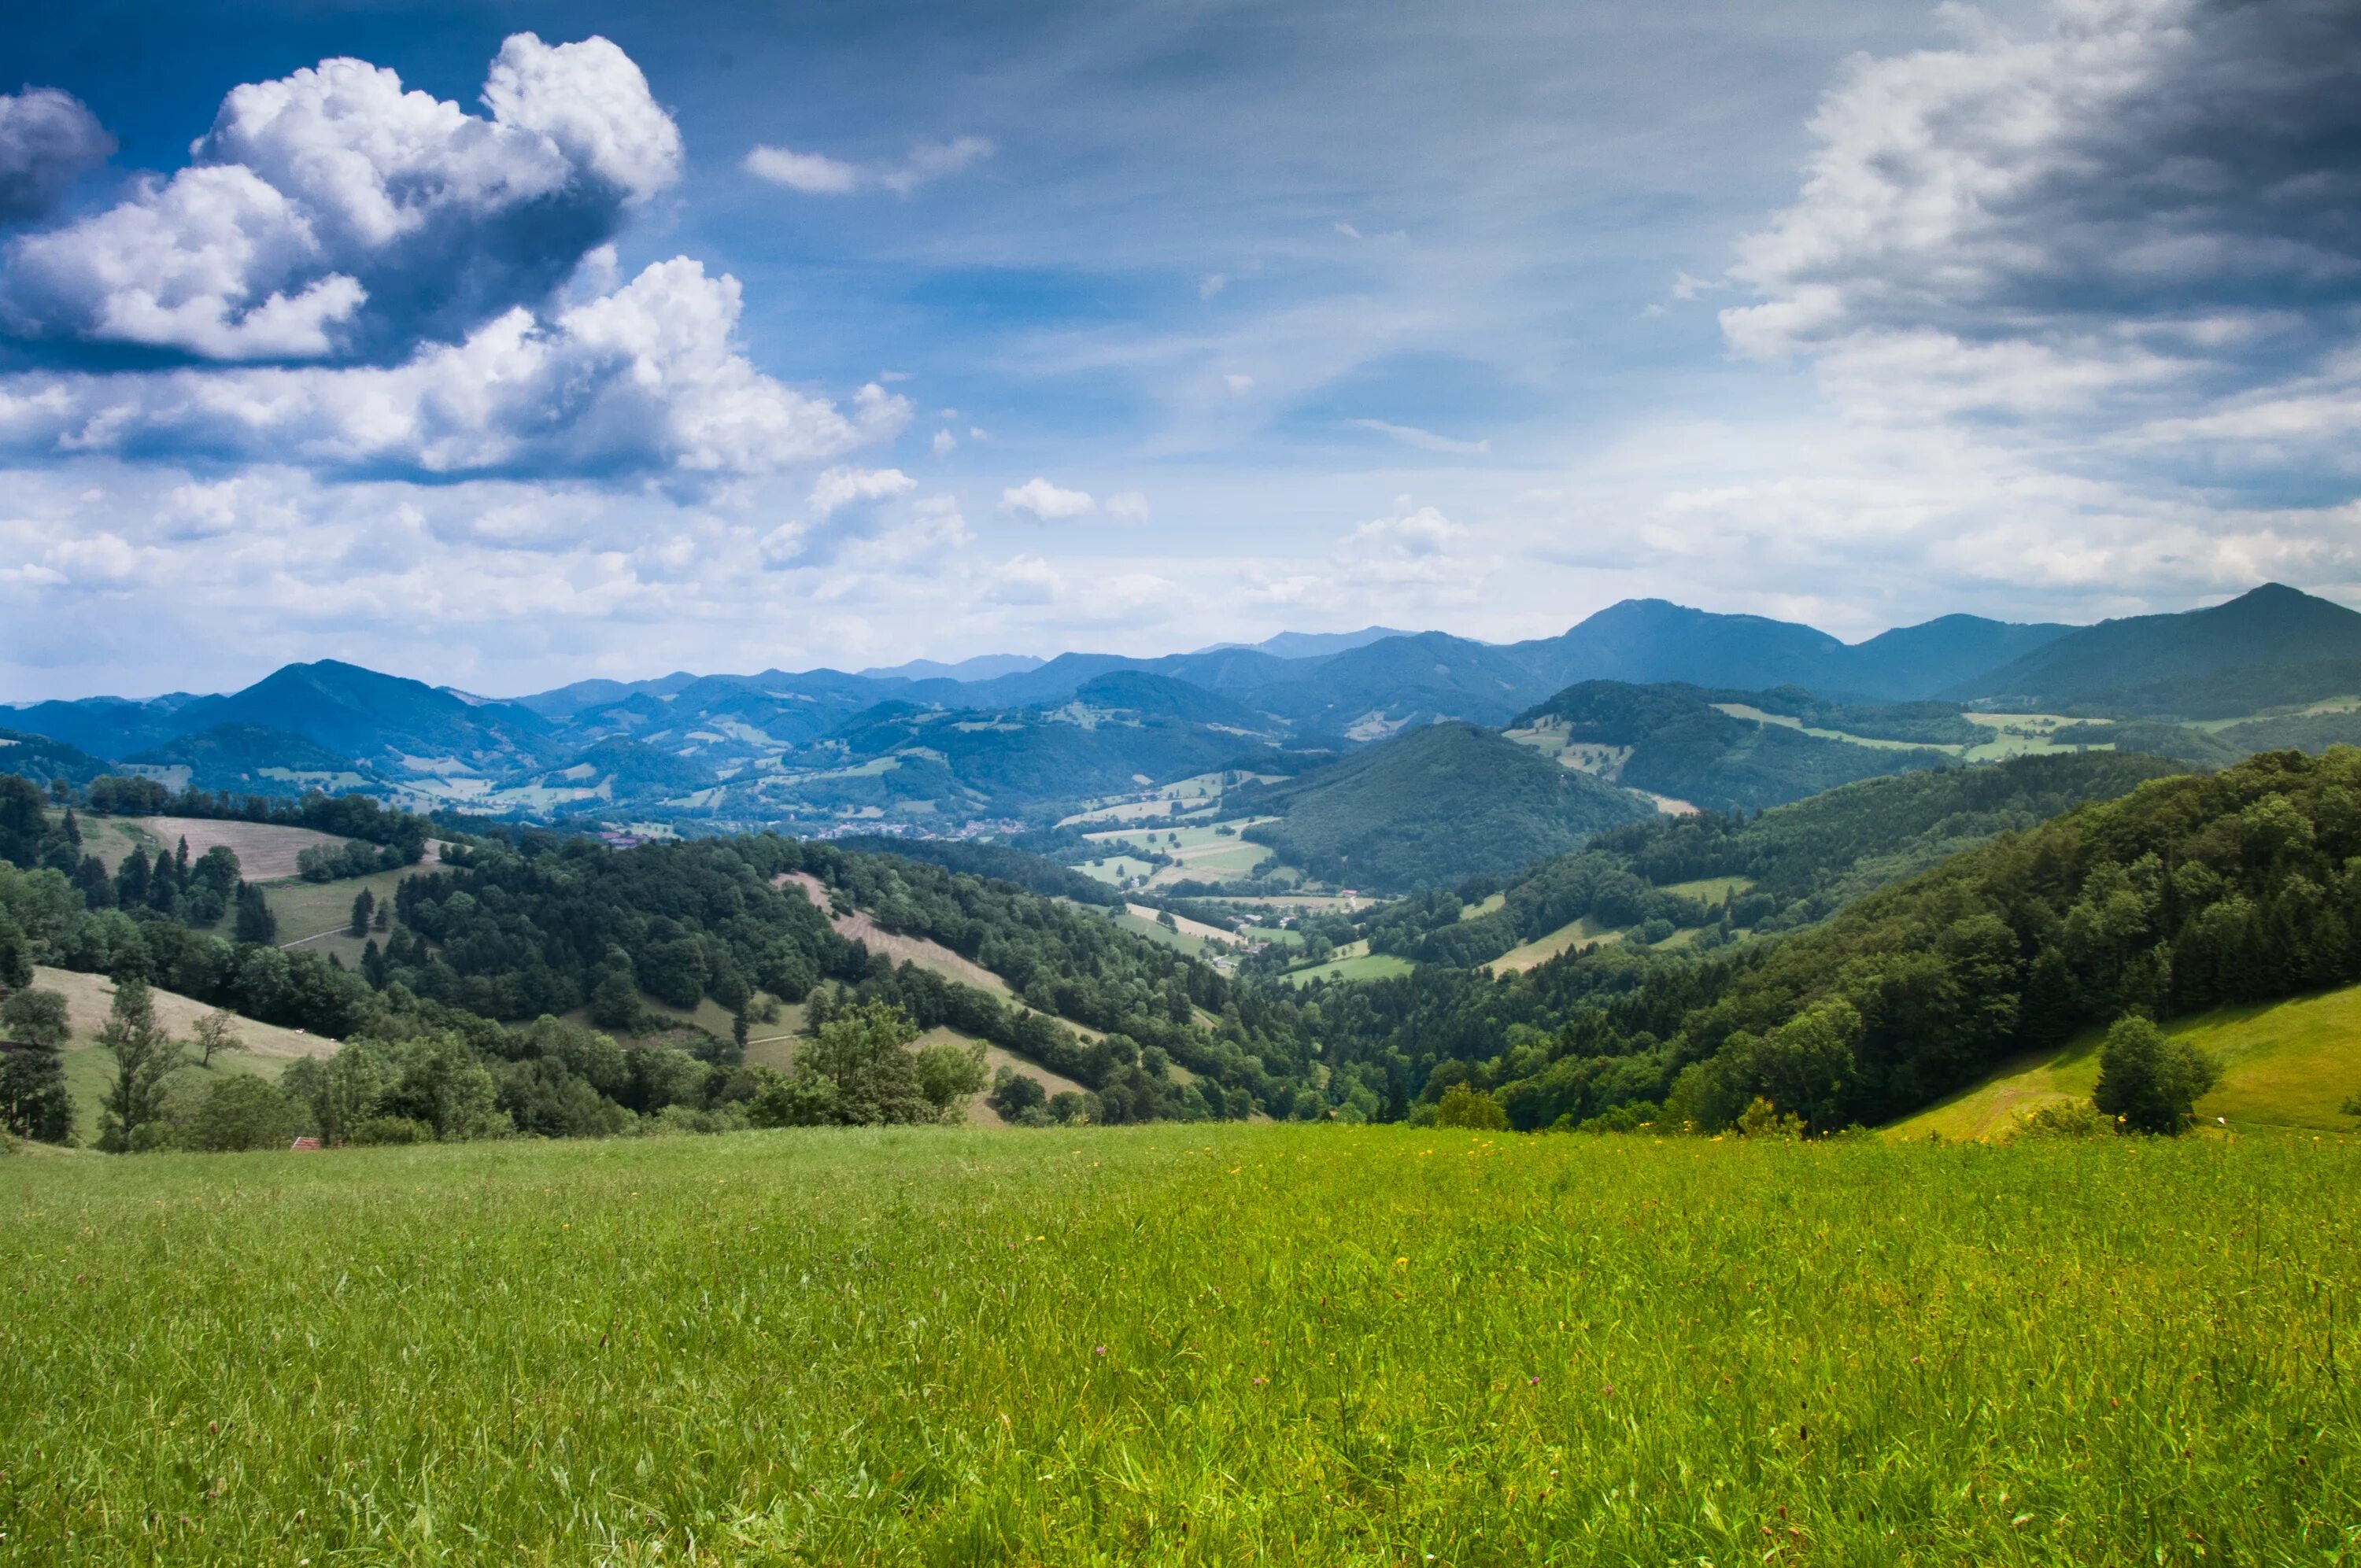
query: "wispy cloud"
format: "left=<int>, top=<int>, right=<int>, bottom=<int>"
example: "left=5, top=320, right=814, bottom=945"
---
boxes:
left=744, top=135, right=994, bottom=196
left=1350, top=419, right=1490, bottom=456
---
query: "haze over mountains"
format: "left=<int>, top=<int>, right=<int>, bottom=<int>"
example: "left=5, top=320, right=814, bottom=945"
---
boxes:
left=5, top=585, right=2356, bottom=869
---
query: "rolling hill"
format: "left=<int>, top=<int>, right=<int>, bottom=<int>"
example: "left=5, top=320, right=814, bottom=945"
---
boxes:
left=1508, top=681, right=1959, bottom=812
left=1232, top=721, right=1656, bottom=891
left=1887, top=983, right=2361, bottom=1138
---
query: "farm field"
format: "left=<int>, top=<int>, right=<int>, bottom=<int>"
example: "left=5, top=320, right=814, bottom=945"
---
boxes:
left=1082, top=818, right=1277, bottom=890
left=1111, top=902, right=1243, bottom=959
left=1491, top=915, right=1623, bottom=974
left=1280, top=950, right=1415, bottom=987
left=1959, top=713, right=2108, bottom=763
left=81, top=814, right=360, bottom=881
left=1891, top=982, right=2361, bottom=1141
left=3, top=1127, right=2356, bottom=1563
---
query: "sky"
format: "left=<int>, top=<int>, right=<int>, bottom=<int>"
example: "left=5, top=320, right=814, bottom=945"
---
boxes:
left=2, top=0, right=2357, bottom=699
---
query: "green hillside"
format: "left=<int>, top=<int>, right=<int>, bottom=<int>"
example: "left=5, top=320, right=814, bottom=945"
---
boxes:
left=1509, top=681, right=1958, bottom=813
left=1232, top=721, right=1656, bottom=891
left=1365, top=750, right=2182, bottom=969
left=1890, top=983, right=2361, bottom=1139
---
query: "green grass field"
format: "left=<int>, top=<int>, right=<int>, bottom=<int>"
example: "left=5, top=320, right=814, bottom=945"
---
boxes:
left=3, top=1127, right=2357, bottom=1563
left=1892, top=983, right=2361, bottom=1141
left=1280, top=950, right=1415, bottom=987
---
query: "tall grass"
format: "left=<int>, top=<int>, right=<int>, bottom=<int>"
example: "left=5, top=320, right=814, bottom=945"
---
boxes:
left=3, top=1126, right=2356, bottom=1564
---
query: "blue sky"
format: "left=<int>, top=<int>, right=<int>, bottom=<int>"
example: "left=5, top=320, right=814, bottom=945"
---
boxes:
left=2, top=0, right=2356, bottom=699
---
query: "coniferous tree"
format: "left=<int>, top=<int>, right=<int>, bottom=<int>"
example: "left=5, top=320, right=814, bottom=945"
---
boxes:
left=234, top=883, right=278, bottom=946
left=115, top=844, right=150, bottom=908
left=349, top=887, right=376, bottom=938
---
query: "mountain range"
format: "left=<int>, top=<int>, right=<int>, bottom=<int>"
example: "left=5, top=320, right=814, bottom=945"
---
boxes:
left=6, top=585, right=2356, bottom=858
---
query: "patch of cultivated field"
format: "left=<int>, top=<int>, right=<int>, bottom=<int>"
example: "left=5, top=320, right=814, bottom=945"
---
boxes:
left=1113, top=903, right=1243, bottom=958
left=4, top=1127, right=2355, bottom=1562
left=1890, top=983, right=2361, bottom=1141
left=1490, top=916, right=1624, bottom=974
left=1055, top=770, right=1254, bottom=828
left=1711, top=703, right=1955, bottom=754
left=1960, top=713, right=2108, bottom=763
left=1658, top=875, right=1753, bottom=904
left=87, top=815, right=361, bottom=882
left=1073, top=852, right=1162, bottom=887
left=1082, top=819, right=1277, bottom=889
left=1281, top=949, right=1415, bottom=987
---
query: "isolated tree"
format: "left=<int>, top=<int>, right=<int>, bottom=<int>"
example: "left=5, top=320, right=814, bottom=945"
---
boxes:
left=234, top=883, right=278, bottom=946
left=2, top=987, right=71, bottom=1050
left=2093, top=1016, right=2222, bottom=1134
left=348, top=887, right=375, bottom=938
left=588, top=970, right=641, bottom=1031
left=372, top=900, right=390, bottom=932
left=914, top=1035, right=988, bottom=1119
left=0, top=1040, right=72, bottom=1144
left=95, top=977, right=181, bottom=1152
left=756, top=1000, right=936, bottom=1126
left=190, top=1009, right=246, bottom=1068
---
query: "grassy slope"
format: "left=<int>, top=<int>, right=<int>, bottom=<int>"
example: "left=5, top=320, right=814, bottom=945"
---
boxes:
left=1491, top=916, right=1624, bottom=974
left=1889, top=983, right=2361, bottom=1140
left=2, top=1127, right=2355, bottom=1562
left=32, top=965, right=336, bottom=1145
left=1280, top=950, right=1416, bottom=987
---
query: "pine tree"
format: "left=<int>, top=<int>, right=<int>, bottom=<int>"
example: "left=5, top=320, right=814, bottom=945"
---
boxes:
left=349, top=887, right=375, bottom=938
left=235, top=883, right=278, bottom=945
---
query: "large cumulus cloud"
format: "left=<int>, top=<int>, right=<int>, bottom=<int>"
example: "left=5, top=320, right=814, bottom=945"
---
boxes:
left=0, top=256, right=907, bottom=482
left=0, top=88, right=114, bottom=226
left=1723, top=0, right=2361, bottom=493
left=0, top=35, right=681, bottom=362
left=0, top=37, right=903, bottom=489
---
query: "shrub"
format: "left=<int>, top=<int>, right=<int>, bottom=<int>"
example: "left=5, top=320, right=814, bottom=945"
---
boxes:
left=183, top=1075, right=308, bottom=1152
left=349, top=1115, right=434, bottom=1146
left=2093, top=1016, right=2221, bottom=1134
left=1434, top=1083, right=1510, bottom=1131
left=2011, top=1099, right=2113, bottom=1141
left=1735, top=1097, right=1805, bottom=1139
left=1576, top=1100, right=1660, bottom=1134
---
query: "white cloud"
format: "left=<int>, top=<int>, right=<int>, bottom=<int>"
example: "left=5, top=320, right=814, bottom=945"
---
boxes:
left=1225, top=373, right=1254, bottom=395
left=0, top=88, right=114, bottom=225
left=985, top=552, right=1062, bottom=603
left=1720, top=0, right=2361, bottom=493
left=931, top=428, right=957, bottom=456
left=1199, top=272, right=1227, bottom=300
left=807, top=466, right=916, bottom=518
left=1105, top=491, right=1151, bottom=523
left=741, top=146, right=860, bottom=195
left=1001, top=476, right=1095, bottom=519
left=1350, top=501, right=1463, bottom=558
left=1350, top=418, right=1489, bottom=456
left=0, top=35, right=681, bottom=362
left=0, top=258, right=910, bottom=485
left=744, top=135, right=994, bottom=197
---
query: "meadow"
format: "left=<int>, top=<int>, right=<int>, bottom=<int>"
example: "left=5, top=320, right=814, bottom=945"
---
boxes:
left=4, top=1125, right=2355, bottom=1565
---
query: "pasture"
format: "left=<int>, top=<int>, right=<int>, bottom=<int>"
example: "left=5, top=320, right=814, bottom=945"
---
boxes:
left=1893, top=982, right=2361, bottom=1142
left=2, top=1126, right=2355, bottom=1564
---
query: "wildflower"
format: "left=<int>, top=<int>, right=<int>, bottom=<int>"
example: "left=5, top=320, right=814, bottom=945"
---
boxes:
left=1528, top=1376, right=1539, bottom=1386
left=1093, top=1345, right=1107, bottom=1357
left=1601, top=1383, right=1615, bottom=1397
left=1252, top=1375, right=1266, bottom=1385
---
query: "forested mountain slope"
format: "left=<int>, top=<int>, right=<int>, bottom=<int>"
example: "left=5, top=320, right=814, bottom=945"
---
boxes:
left=1386, top=747, right=2361, bottom=1133
left=1231, top=722, right=1655, bottom=891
